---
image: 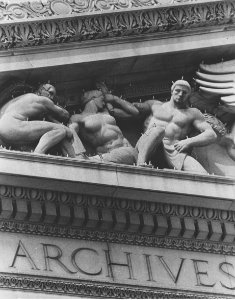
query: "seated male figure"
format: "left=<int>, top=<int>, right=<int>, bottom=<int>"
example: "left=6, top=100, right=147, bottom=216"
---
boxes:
left=0, top=84, right=75, bottom=156
left=134, top=80, right=217, bottom=174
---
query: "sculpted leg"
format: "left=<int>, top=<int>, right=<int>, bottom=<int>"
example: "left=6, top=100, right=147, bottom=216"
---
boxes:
left=182, top=156, right=207, bottom=174
left=69, top=123, right=87, bottom=159
left=90, top=147, right=137, bottom=165
left=60, top=139, right=76, bottom=158
left=34, top=128, right=67, bottom=154
left=136, top=126, right=165, bottom=166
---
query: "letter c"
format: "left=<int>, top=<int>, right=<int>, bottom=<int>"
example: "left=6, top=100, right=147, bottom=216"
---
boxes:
left=71, top=248, right=102, bottom=276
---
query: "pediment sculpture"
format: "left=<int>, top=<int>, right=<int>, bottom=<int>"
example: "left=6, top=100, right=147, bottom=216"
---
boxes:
left=0, top=81, right=77, bottom=157
left=1, top=64, right=235, bottom=178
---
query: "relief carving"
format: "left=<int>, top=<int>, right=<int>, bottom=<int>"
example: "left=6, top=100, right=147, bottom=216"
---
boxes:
left=0, top=0, right=218, bottom=23
left=0, top=78, right=219, bottom=174
left=0, top=184, right=235, bottom=249
left=0, top=218, right=235, bottom=256
left=0, top=1, right=233, bottom=49
left=191, top=59, right=235, bottom=177
left=0, top=273, right=215, bottom=298
left=1, top=184, right=235, bottom=222
left=0, top=83, right=79, bottom=157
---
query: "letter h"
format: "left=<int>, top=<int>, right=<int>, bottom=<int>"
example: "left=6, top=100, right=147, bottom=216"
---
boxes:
left=104, top=249, right=135, bottom=281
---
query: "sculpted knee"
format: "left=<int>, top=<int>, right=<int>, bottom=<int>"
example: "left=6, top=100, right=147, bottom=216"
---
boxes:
left=64, top=126, right=73, bottom=139
left=57, top=125, right=67, bottom=138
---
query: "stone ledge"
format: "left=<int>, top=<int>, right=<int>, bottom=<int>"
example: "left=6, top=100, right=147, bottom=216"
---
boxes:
left=0, top=150, right=234, bottom=207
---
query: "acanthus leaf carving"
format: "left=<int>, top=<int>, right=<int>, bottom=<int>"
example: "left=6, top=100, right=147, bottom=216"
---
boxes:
left=0, top=1, right=233, bottom=49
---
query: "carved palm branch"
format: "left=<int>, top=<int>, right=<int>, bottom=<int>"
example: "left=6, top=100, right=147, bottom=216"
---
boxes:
left=195, top=60, right=235, bottom=108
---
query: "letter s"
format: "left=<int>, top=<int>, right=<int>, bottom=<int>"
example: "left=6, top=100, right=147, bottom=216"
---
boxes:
left=220, top=262, right=235, bottom=290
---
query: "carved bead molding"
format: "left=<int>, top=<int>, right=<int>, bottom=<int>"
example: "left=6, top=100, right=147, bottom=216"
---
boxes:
left=0, top=184, right=235, bottom=253
left=0, top=273, right=219, bottom=299
left=0, top=0, right=233, bottom=49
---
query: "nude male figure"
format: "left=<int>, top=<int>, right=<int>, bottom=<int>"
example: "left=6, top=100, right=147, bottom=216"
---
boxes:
left=134, top=80, right=217, bottom=174
left=0, top=83, right=75, bottom=156
left=69, top=89, right=139, bottom=164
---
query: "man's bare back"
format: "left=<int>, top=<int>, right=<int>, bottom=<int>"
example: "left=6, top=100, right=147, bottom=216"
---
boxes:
left=0, top=84, right=74, bottom=156
left=1, top=94, right=60, bottom=120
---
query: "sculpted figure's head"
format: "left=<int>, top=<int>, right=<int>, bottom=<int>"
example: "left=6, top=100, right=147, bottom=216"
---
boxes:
left=37, top=84, right=56, bottom=100
left=171, top=80, right=191, bottom=106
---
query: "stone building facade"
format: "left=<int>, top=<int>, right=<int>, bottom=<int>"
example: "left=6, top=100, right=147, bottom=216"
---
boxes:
left=0, top=0, right=235, bottom=298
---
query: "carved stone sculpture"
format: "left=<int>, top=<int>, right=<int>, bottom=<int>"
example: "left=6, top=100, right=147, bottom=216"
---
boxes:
left=69, top=83, right=139, bottom=165
left=0, top=83, right=76, bottom=157
left=191, top=59, right=235, bottom=176
left=133, top=80, right=217, bottom=174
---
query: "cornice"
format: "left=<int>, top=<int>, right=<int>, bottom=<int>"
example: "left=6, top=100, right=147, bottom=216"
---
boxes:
left=0, top=272, right=226, bottom=299
left=1, top=183, right=235, bottom=251
left=1, top=182, right=235, bottom=222
left=0, top=0, right=223, bottom=23
left=0, top=0, right=233, bottom=50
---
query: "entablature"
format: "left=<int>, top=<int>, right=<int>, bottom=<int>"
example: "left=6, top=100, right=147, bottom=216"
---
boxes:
left=0, top=149, right=235, bottom=297
left=0, top=149, right=235, bottom=256
left=0, top=0, right=233, bottom=52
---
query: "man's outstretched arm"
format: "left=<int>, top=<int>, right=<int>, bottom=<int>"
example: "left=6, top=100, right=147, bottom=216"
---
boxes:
left=104, top=94, right=139, bottom=118
left=132, top=100, right=161, bottom=115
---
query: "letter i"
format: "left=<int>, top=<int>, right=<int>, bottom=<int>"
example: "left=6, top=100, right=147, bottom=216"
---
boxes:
left=144, top=254, right=155, bottom=282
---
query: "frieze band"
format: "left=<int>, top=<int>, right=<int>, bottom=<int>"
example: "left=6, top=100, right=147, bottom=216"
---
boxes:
left=0, top=218, right=235, bottom=256
left=0, top=0, right=221, bottom=22
left=0, top=272, right=222, bottom=299
left=0, top=1, right=233, bottom=49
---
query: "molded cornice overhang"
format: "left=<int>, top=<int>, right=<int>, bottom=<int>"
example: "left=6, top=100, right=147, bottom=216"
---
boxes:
left=0, top=149, right=234, bottom=210
left=0, top=0, right=234, bottom=50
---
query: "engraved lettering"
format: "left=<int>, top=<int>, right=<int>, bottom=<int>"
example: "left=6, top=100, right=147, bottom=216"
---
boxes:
left=192, top=259, right=215, bottom=287
left=143, top=254, right=155, bottom=282
left=10, top=240, right=39, bottom=270
left=104, top=250, right=135, bottom=281
left=42, top=243, right=76, bottom=274
left=219, top=262, right=235, bottom=290
left=157, top=256, right=185, bottom=284
left=71, top=247, right=102, bottom=275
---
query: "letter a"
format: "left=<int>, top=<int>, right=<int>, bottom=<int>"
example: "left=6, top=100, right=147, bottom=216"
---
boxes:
left=10, top=240, right=39, bottom=270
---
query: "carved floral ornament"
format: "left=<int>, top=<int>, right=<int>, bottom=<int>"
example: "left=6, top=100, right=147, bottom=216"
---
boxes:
left=0, top=273, right=215, bottom=298
left=0, top=0, right=213, bottom=22
left=0, top=0, right=233, bottom=49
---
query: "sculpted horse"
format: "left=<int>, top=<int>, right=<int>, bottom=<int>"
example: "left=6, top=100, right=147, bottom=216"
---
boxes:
left=191, top=59, right=235, bottom=177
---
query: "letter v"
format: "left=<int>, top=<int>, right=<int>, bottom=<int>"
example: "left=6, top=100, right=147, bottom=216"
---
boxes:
left=156, top=256, right=185, bottom=284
